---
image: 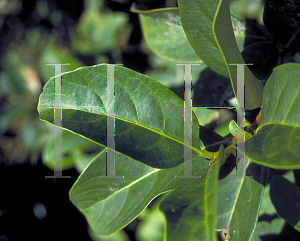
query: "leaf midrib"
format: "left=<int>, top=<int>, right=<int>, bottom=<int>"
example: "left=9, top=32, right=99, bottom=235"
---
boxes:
left=39, top=105, right=213, bottom=157
left=78, top=168, right=178, bottom=211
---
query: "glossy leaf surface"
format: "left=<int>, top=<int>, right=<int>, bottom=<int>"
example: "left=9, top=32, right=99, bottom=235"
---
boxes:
left=213, top=0, right=264, bottom=110
left=69, top=149, right=215, bottom=237
left=216, top=159, right=268, bottom=240
left=159, top=145, right=224, bottom=241
left=177, top=0, right=227, bottom=76
left=245, top=63, right=300, bottom=169
left=38, top=64, right=215, bottom=169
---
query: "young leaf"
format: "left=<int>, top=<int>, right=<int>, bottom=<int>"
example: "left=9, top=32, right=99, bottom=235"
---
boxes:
left=229, top=120, right=252, bottom=141
left=37, top=64, right=215, bottom=169
left=245, top=63, right=300, bottom=169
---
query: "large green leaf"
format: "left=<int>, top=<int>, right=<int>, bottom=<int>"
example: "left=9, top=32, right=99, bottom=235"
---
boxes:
left=37, top=64, right=216, bottom=169
left=177, top=0, right=249, bottom=80
left=177, top=0, right=228, bottom=77
left=216, top=159, right=268, bottom=240
left=178, top=0, right=263, bottom=109
left=133, top=7, right=202, bottom=63
left=213, top=0, right=264, bottom=110
left=69, top=148, right=215, bottom=236
left=245, top=63, right=300, bottom=169
left=159, top=145, right=224, bottom=241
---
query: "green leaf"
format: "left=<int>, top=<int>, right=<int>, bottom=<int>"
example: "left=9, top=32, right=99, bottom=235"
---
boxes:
left=245, top=63, right=300, bottom=169
left=231, top=17, right=246, bottom=52
left=73, top=150, right=103, bottom=173
left=38, top=45, right=84, bottom=83
left=216, top=159, right=268, bottom=240
left=71, top=9, right=130, bottom=54
left=88, top=226, right=130, bottom=241
left=177, top=0, right=228, bottom=76
left=69, top=149, right=210, bottom=235
left=251, top=218, right=285, bottom=241
left=270, top=175, right=300, bottom=232
left=133, top=7, right=202, bottom=63
left=42, top=128, right=104, bottom=170
left=229, top=120, right=252, bottom=141
left=194, top=108, right=218, bottom=126
left=258, top=170, right=295, bottom=216
left=159, top=145, right=223, bottom=241
left=251, top=171, right=295, bottom=240
left=230, top=0, right=264, bottom=20
left=1, top=51, right=30, bottom=95
left=258, top=184, right=275, bottom=216
left=37, top=64, right=216, bottom=169
left=145, top=54, right=205, bottom=88
left=0, top=102, right=33, bottom=135
left=213, top=0, right=264, bottom=110
left=199, top=126, right=231, bottom=152
left=136, top=199, right=167, bottom=241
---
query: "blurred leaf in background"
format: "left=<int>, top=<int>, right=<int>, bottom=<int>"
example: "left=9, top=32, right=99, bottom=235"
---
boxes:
left=42, top=128, right=105, bottom=172
left=0, top=0, right=133, bottom=168
left=136, top=197, right=167, bottom=241
left=71, top=0, right=131, bottom=61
